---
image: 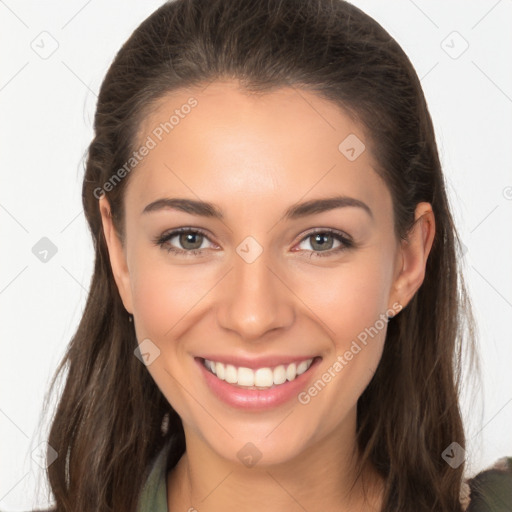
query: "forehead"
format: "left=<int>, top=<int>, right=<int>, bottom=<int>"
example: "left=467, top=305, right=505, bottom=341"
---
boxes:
left=126, top=80, right=391, bottom=220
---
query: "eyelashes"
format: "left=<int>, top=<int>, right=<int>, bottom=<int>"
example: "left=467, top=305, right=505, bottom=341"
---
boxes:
left=294, top=229, right=354, bottom=257
left=154, top=227, right=214, bottom=257
left=153, top=227, right=355, bottom=258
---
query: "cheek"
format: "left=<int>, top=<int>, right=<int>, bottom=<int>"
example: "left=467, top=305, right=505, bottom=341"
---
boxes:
left=126, top=236, right=213, bottom=333
left=127, top=251, right=217, bottom=422
left=293, top=255, right=394, bottom=344
left=291, top=253, right=393, bottom=401
left=292, top=263, right=392, bottom=433
left=130, top=256, right=174, bottom=339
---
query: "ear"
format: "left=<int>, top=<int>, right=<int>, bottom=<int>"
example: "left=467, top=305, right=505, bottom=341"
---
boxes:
left=99, top=196, right=134, bottom=313
left=389, top=202, right=435, bottom=311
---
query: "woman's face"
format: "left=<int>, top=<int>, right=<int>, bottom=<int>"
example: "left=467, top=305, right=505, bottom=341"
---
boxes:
left=101, top=80, right=431, bottom=468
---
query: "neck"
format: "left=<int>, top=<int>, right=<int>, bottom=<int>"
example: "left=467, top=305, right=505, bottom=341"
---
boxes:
left=167, top=420, right=384, bottom=512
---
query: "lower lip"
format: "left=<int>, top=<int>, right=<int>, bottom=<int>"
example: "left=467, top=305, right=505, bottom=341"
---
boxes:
left=195, top=357, right=322, bottom=410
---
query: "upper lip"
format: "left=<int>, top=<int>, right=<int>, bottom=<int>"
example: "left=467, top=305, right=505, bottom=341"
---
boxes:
left=196, top=354, right=320, bottom=370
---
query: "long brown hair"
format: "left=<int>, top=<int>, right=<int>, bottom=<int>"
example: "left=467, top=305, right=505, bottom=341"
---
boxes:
left=38, top=0, right=476, bottom=510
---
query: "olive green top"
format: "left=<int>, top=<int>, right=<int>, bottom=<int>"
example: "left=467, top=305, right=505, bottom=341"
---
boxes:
left=136, top=440, right=172, bottom=512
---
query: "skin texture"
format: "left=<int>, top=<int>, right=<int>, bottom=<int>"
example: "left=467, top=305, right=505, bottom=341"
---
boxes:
left=100, top=81, right=435, bottom=511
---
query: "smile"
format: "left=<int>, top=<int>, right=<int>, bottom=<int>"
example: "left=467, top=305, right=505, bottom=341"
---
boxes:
left=201, top=357, right=316, bottom=389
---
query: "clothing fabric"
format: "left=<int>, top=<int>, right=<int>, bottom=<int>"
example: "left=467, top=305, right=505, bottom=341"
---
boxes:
left=136, top=440, right=172, bottom=512
left=466, top=458, right=512, bottom=511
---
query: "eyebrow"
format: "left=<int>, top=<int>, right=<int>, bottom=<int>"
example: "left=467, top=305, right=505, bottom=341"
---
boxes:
left=142, top=195, right=373, bottom=220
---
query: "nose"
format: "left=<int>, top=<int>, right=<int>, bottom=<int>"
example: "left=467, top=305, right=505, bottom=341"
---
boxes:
left=216, top=246, right=295, bottom=341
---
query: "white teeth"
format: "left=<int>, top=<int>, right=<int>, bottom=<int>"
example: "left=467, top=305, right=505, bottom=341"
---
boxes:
left=254, top=367, right=273, bottom=387
left=238, top=367, right=255, bottom=386
left=296, top=360, right=310, bottom=375
left=273, top=365, right=287, bottom=385
left=205, top=359, right=216, bottom=374
left=225, top=364, right=238, bottom=384
left=203, top=358, right=314, bottom=388
left=215, top=361, right=225, bottom=380
left=286, top=363, right=297, bottom=381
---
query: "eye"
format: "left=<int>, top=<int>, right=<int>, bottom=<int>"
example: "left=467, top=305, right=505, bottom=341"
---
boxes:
left=154, top=228, right=217, bottom=256
left=295, top=229, right=353, bottom=258
left=154, top=227, right=354, bottom=258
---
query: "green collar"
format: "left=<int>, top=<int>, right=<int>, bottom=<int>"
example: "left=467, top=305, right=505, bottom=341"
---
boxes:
left=137, top=441, right=171, bottom=512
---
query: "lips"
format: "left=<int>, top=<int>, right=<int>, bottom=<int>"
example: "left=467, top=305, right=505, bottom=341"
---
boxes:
left=195, top=355, right=323, bottom=409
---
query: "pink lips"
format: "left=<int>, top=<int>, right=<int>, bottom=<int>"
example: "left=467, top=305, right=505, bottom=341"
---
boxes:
left=195, top=356, right=322, bottom=410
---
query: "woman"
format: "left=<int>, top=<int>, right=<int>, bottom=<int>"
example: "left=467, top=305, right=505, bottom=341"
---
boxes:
left=34, top=0, right=511, bottom=511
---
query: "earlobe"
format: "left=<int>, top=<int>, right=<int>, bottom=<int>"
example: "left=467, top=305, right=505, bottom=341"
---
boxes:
left=390, top=202, right=436, bottom=310
left=99, top=196, right=134, bottom=314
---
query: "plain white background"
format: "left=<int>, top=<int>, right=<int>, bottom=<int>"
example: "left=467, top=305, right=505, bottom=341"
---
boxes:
left=1, top=0, right=511, bottom=509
